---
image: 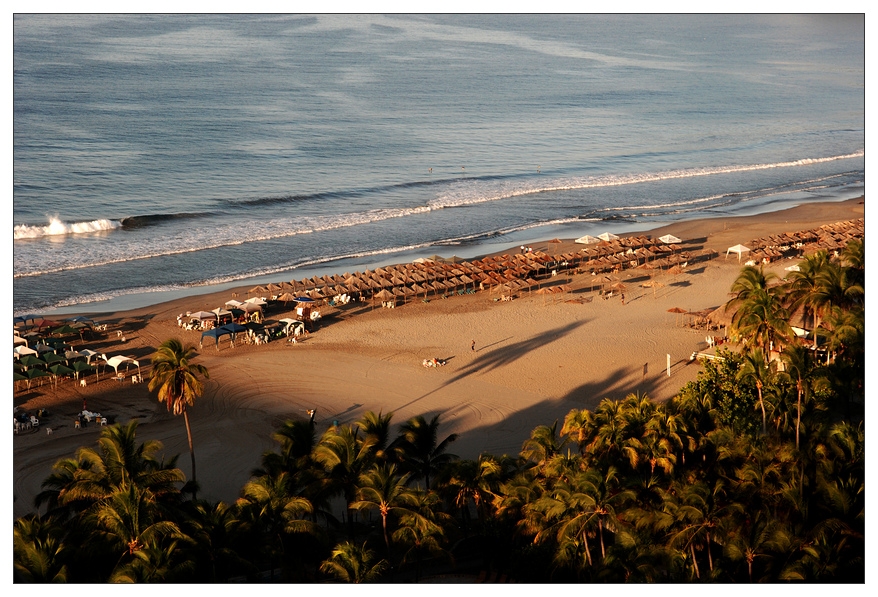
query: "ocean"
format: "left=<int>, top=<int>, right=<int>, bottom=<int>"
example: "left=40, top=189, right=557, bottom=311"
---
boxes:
left=12, top=14, right=864, bottom=315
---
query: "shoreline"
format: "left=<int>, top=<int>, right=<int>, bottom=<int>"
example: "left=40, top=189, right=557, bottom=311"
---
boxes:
left=12, top=197, right=865, bottom=519
left=31, top=193, right=865, bottom=318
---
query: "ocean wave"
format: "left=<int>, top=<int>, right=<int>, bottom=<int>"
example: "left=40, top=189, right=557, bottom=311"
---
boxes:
left=427, top=151, right=864, bottom=210
left=13, top=216, right=122, bottom=240
left=14, top=151, right=861, bottom=245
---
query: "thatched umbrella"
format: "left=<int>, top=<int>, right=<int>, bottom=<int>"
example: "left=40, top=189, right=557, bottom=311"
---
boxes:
left=667, top=306, right=688, bottom=326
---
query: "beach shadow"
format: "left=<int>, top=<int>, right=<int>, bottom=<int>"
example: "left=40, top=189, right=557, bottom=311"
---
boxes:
left=669, top=280, right=691, bottom=287
left=476, top=337, right=513, bottom=352
left=684, top=266, right=706, bottom=276
left=394, top=320, right=590, bottom=413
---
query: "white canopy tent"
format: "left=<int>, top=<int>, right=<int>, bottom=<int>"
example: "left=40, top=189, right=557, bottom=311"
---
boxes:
left=598, top=232, right=619, bottom=242
left=103, top=355, right=141, bottom=376
left=14, top=345, right=38, bottom=358
left=726, top=244, right=751, bottom=261
left=659, top=234, right=682, bottom=244
left=13, top=335, right=28, bottom=347
left=244, top=297, right=267, bottom=306
left=575, top=234, right=601, bottom=245
left=189, top=311, right=217, bottom=321
left=79, top=349, right=102, bottom=364
left=225, top=299, right=244, bottom=309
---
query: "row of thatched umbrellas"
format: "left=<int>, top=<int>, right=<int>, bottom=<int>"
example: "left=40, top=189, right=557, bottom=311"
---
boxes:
left=748, top=218, right=864, bottom=254
left=246, top=253, right=559, bottom=304
left=242, top=234, right=697, bottom=306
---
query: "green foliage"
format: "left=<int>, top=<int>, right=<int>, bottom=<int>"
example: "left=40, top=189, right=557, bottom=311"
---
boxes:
left=17, top=255, right=864, bottom=583
left=678, top=350, right=760, bottom=437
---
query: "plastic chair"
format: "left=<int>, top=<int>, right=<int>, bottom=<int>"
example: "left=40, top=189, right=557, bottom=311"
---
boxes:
left=30, top=416, right=39, bottom=428
left=74, top=419, right=81, bottom=429
left=99, top=417, right=107, bottom=426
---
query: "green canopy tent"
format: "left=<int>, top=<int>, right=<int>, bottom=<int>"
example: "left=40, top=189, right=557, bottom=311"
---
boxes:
left=18, top=355, right=45, bottom=370
left=25, top=368, right=51, bottom=389
left=42, top=352, right=67, bottom=366
left=49, top=363, right=75, bottom=388
left=14, top=370, right=27, bottom=391
left=71, top=361, right=96, bottom=381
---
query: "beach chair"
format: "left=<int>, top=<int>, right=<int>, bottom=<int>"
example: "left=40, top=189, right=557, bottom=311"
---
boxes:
left=30, top=416, right=39, bottom=429
left=99, top=417, right=107, bottom=426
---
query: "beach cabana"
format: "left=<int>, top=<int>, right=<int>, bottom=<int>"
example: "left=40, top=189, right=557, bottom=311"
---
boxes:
left=726, top=244, right=751, bottom=261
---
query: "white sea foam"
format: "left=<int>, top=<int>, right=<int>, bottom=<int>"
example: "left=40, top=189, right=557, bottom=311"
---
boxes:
left=428, top=152, right=864, bottom=210
left=13, top=216, right=122, bottom=240
left=12, top=152, right=864, bottom=279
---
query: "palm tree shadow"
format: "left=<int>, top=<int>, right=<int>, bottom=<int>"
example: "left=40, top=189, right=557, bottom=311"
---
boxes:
left=394, top=320, right=589, bottom=413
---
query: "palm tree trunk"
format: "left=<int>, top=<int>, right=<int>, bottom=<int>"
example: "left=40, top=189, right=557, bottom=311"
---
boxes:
left=183, top=409, right=197, bottom=499
left=795, top=386, right=802, bottom=450
left=582, top=530, right=592, bottom=566
left=757, top=385, right=767, bottom=436
left=691, top=543, right=700, bottom=579
left=382, top=513, right=390, bottom=554
left=706, top=531, right=713, bottom=572
left=598, top=519, right=606, bottom=560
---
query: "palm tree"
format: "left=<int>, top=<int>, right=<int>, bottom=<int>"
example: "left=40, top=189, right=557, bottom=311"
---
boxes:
left=35, top=420, right=185, bottom=517
left=178, top=499, right=253, bottom=582
left=783, top=250, right=831, bottom=347
left=438, top=454, right=503, bottom=530
left=258, top=419, right=316, bottom=476
left=235, top=472, right=316, bottom=580
left=351, top=463, right=413, bottom=553
left=313, top=423, right=376, bottom=534
left=394, top=414, right=459, bottom=490
left=778, top=342, right=815, bottom=450
left=562, top=408, right=597, bottom=457
left=737, top=347, right=775, bottom=436
left=357, top=410, right=394, bottom=463
left=722, top=510, right=787, bottom=582
left=148, top=338, right=210, bottom=497
left=727, top=265, right=777, bottom=313
left=731, top=287, right=792, bottom=356
left=520, top=420, right=567, bottom=470
left=391, top=488, right=453, bottom=581
left=90, top=482, right=185, bottom=569
left=319, top=541, right=388, bottom=583
left=109, top=538, right=194, bottom=583
left=667, top=479, right=740, bottom=579
left=13, top=516, right=68, bottom=582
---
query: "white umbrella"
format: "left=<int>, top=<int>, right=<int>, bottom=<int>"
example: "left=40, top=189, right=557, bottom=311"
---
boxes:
left=658, top=234, right=682, bottom=244
left=575, top=234, right=601, bottom=245
left=598, top=232, right=619, bottom=242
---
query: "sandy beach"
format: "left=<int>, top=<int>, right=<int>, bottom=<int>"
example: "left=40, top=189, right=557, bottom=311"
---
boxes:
left=12, top=197, right=864, bottom=520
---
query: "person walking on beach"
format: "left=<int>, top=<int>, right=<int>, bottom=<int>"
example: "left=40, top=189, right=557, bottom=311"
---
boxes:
left=471, top=340, right=476, bottom=352
left=621, top=293, right=625, bottom=305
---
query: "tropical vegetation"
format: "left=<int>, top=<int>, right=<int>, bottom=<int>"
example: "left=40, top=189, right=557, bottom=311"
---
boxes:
left=14, top=240, right=864, bottom=582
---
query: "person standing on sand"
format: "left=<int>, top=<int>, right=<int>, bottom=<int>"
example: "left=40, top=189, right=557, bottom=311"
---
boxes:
left=471, top=340, right=475, bottom=352
left=621, top=293, right=625, bottom=305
